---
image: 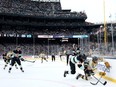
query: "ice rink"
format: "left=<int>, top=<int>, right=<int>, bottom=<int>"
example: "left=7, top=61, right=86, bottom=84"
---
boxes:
left=0, top=56, right=116, bottom=87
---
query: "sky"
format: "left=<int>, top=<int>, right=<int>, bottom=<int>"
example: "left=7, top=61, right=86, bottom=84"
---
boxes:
left=60, top=0, right=116, bottom=23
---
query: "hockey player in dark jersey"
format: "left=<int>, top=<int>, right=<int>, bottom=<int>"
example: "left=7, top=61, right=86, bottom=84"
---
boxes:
left=63, top=50, right=87, bottom=78
left=65, top=47, right=72, bottom=66
left=3, top=51, right=18, bottom=70
left=8, top=47, right=24, bottom=73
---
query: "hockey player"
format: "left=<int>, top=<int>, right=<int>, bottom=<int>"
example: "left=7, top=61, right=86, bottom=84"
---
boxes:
left=3, top=51, right=18, bottom=70
left=65, top=47, right=72, bottom=66
left=51, top=53, right=55, bottom=62
left=63, top=50, right=87, bottom=78
left=76, top=56, right=111, bottom=80
left=3, top=52, right=7, bottom=62
left=8, top=47, right=24, bottom=73
left=39, top=52, right=48, bottom=63
left=2, top=52, right=9, bottom=69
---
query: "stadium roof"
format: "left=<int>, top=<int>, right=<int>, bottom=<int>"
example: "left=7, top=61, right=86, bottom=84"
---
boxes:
left=32, top=0, right=60, bottom=2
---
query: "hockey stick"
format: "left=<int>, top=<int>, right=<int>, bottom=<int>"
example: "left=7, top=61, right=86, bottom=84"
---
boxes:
left=90, top=75, right=107, bottom=85
left=24, top=60, right=35, bottom=63
left=90, top=68, right=107, bottom=85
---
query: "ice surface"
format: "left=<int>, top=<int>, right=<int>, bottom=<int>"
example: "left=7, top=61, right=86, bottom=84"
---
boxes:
left=0, top=57, right=116, bottom=87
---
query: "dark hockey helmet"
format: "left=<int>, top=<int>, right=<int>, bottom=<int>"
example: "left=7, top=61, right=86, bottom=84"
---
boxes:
left=82, top=54, right=87, bottom=61
left=77, top=54, right=85, bottom=63
left=92, top=56, right=98, bottom=63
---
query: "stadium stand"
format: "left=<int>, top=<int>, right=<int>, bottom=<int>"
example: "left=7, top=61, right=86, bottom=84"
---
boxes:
left=1, top=0, right=116, bottom=57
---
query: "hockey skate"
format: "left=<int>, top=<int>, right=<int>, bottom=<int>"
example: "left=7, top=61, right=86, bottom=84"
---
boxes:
left=3, top=64, right=8, bottom=70
left=21, top=69, right=24, bottom=72
left=15, top=65, right=18, bottom=69
left=64, top=71, right=68, bottom=77
left=8, top=70, right=11, bottom=73
left=20, top=67, right=24, bottom=72
left=76, top=74, right=84, bottom=80
left=8, top=67, right=12, bottom=73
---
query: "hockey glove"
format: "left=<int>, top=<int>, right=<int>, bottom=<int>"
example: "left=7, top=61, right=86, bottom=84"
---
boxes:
left=78, top=64, right=82, bottom=68
left=20, top=58, right=25, bottom=61
left=99, top=72, right=106, bottom=76
left=104, top=62, right=111, bottom=69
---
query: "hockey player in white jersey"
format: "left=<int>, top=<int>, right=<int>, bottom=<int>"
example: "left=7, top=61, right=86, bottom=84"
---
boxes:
left=39, top=52, right=48, bottom=63
left=76, top=56, right=111, bottom=80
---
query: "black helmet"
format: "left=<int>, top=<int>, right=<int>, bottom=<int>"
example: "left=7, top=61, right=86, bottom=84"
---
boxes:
left=92, top=56, right=98, bottom=62
left=77, top=54, right=85, bottom=63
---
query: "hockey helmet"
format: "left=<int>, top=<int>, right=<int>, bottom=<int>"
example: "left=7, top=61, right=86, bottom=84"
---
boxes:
left=77, top=54, right=85, bottom=63
left=92, top=56, right=98, bottom=63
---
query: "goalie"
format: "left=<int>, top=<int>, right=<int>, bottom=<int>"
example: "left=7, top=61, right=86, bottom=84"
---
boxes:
left=76, top=56, right=111, bottom=80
